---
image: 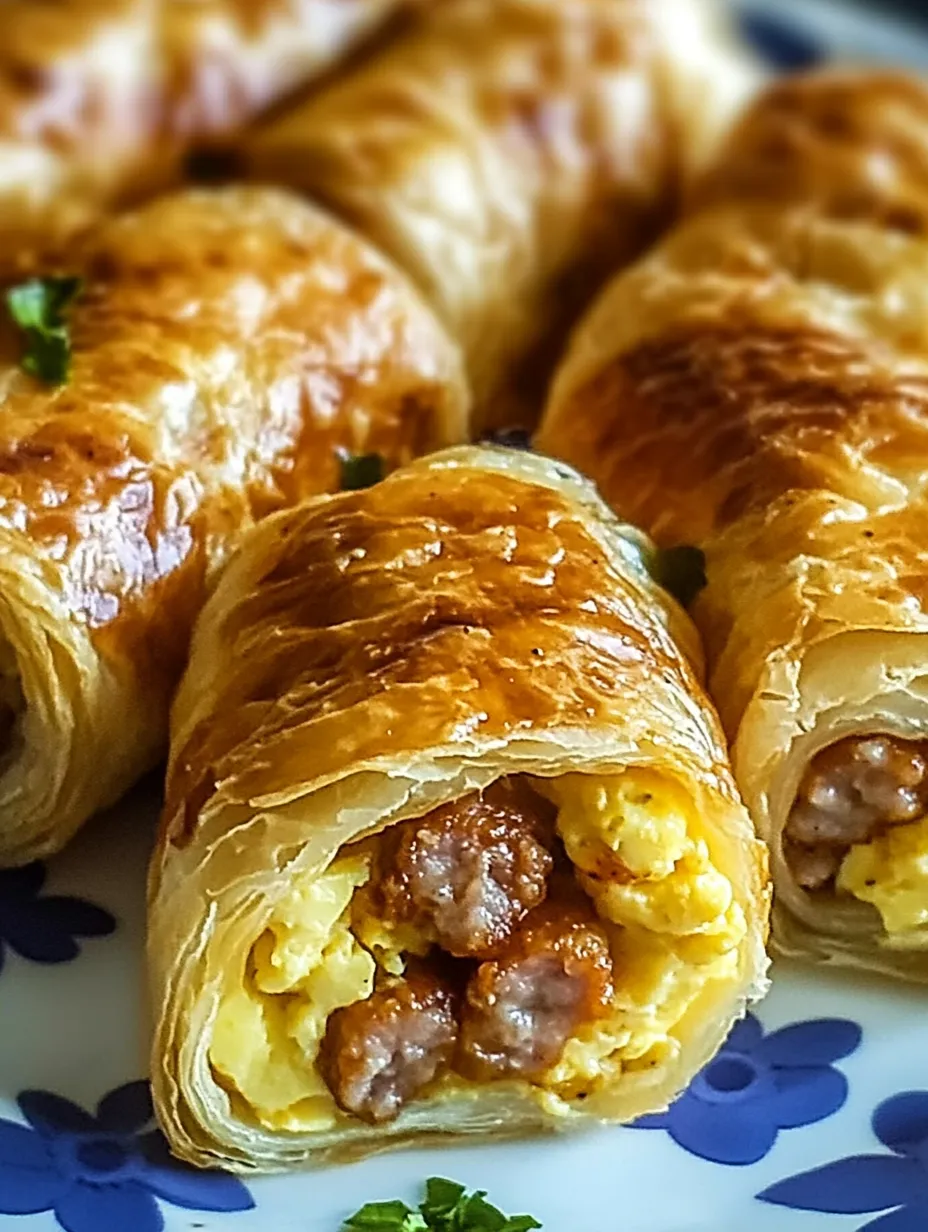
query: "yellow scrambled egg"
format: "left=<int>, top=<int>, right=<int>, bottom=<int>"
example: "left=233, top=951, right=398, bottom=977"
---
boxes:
left=838, top=814, right=928, bottom=944
left=535, top=773, right=744, bottom=1109
left=209, top=772, right=743, bottom=1129
left=210, top=853, right=375, bottom=1131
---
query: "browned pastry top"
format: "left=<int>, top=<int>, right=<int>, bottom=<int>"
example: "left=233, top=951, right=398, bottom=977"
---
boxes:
left=539, top=69, right=928, bottom=737
left=0, top=0, right=412, bottom=273
left=0, top=186, right=465, bottom=702
left=162, top=456, right=716, bottom=853
left=693, top=69, right=928, bottom=234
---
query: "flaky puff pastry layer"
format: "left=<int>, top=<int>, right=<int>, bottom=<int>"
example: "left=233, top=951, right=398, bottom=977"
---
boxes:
left=539, top=69, right=928, bottom=980
left=244, top=0, right=759, bottom=432
left=0, top=186, right=467, bottom=866
left=149, top=445, right=768, bottom=1171
left=0, top=0, right=418, bottom=277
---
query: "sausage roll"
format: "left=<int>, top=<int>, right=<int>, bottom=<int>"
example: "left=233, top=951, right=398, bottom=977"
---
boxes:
left=0, top=186, right=467, bottom=866
left=539, top=70, right=928, bottom=979
left=0, top=0, right=415, bottom=276
left=149, top=445, right=768, bottom=1170
left=244, top=0, right=760, bottom=432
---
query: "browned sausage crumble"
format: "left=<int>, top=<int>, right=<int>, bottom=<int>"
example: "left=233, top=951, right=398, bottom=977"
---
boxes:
left=458, top=897, right=615, bottom=1081
left=785, top=735, right=928, bottom=890
left=377, top=778, right=557, bottom=958
left=315, top=776, right=623, bottom=1121
left=319, top=965, right=460, bottom=1125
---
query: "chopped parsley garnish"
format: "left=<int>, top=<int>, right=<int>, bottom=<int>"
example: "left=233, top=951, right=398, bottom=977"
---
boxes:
left=651, top=544, right=707, bottom=608
left=343, top=1177, right=542, bottom=1231
left=338, top=449, right=385, bottom=491
left=6, top=275, right=83, bottom=385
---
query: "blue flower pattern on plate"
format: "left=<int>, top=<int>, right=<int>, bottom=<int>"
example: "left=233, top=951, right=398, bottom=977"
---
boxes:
left=0, top=1080, right=253, bottom=1231
left=0, top=864, right=115, bottom=976
left=632, top=1012, right=862, bottom=1165
left=759, top=1090, right=928, bottom=1230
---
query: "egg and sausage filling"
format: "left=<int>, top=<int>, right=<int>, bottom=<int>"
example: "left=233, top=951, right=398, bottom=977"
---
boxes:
left=785, top=734, right=928, bottom=944
left=209, top=772, right=744, bottom=1131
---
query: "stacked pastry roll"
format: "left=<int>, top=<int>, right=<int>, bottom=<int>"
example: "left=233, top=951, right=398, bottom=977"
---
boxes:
left=0, top=187, right=467, bottom=865
left=0, top=0, right=417, bottom=274
left=539, top=70, right=928, bottom=980
left=245, top=0, right=760, bottom=429
left=150, top=446, right=768, bottom=1169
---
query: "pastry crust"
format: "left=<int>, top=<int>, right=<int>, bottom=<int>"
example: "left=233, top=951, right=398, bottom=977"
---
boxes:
left=539, top=69, right=928, bottom=979
left=245, top=0, right=760, bottom=431
left=0, top=0, right=415, bottom=275
left=0, top=186, right=467, bottom=865
left=149, top=445, right=768, bottom=1171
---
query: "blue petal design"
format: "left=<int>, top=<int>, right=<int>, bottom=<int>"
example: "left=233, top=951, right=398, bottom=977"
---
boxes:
left=137, top=1131, right=254, bottom=1212
left=758, top=1156, right=926, bottom=1214
left=769, top=1065, right=848, bottom=1129
left=756, top=1019, right=862, bottom=1068
left=0, top=1161, right=69, bottom=1215
left=18, top=1092, right=97, bottom=1135
left=96, top=1082, right=153, bottom=1134
left=142, top=1162, right=255, bottom=1213
left=0, top=863, right=46, bottom=900
left=1, top=894, right=115, bottom=964
left=39, top=897, right=116, bottom=939
left=55, top=1181, right=163, bottom=1232
left=874, top=1093, right=928, bottom=1155
left=739, top=10, right=825, bottom=71
left=630, top=1111, right=670, bottom=1130
left=862, top=1205, right=928, bottom=1232
left=668, top=1093, right=778, bottom=1166
left=726, top=1013, right=764, bottom=1055
left=0, top=1119, right=54, bottom=1170
left=1, top=900, right=81, bottom=964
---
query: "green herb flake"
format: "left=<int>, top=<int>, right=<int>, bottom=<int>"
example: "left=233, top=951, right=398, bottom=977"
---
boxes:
left=6, top=275, right=83, bottom=385
left=344, top=1179, right=541, bottom=1232
left=651, top=543, right=707, bottom=608
left=342, top=1199, right=428, bottom=1231
left=338, top=449, right=385, bottom=491
left=419, top=1179, right=467, bottom=1223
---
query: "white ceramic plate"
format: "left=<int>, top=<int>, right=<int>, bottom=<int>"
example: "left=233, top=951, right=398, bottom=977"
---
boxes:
left=4, top=5, right=928, bottom=1231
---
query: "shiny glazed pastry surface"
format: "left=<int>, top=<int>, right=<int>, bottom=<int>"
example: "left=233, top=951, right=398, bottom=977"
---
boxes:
left=0, top=186, right=467, bottom=866
left=0, top=0, right=413, bottom=275
left=245, top=0, right=759, bottom=431
left=539, top=70, right=928, bottom=979
left=150, top=446, right=768, bottom=1171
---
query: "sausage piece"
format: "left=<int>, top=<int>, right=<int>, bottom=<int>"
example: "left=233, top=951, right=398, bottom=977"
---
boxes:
left=457, top=898, right=614, bottom=1081
left=319, top=965, right=459, bottom=1124
left=785, top=735, right=928, bottom=889
left=378, top=778, right=555, bottom=959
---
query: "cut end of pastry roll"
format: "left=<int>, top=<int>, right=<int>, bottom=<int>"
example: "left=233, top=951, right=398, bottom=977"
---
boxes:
left=738, top=627, right=928, bottom=980
left=150, top=446, right=768, bottom=1171
left=0, top=532, right=163, bottom=865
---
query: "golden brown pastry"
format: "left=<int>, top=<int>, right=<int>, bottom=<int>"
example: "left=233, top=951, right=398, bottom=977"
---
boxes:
left=149, top=444, right=768, bottom=1170
left=0, top=0, right=416, bottom=276
left=539, top=69, right=928, bottom=980
left=0, top=185, right=467, bottom=866
left=244, top=0, right=760, bottom=432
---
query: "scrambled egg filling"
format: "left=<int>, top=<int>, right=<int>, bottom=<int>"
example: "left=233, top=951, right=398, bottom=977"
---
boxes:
left=839, top=815, right=928, bottom=944
left=209, top=772, right=743, bottom=1131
